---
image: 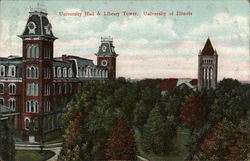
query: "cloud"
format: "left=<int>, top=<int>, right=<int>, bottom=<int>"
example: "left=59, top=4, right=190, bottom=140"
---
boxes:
left=103, top=16, right=178, bottom=40
left=185, top=13, right=249, bottom=44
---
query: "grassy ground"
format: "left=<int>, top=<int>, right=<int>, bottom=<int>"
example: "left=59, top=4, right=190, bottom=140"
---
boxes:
left=135, top=127, right=190, bottom=161
left=15, top=150, right=55, bottom=161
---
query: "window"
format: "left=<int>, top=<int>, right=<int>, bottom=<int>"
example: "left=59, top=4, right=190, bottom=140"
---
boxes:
left=0, top=83, right=4, bottom=93
left=26, top=83, right=39, bottom=96
left=8, top=65, right=16, bottom=77
left=27, top=44, right=39, bottom=58
left=0, top=98, right=4, bottom=105
left=26, top=100, right=38, bottom=113
left=25, top=118, right=30, bottom=130
left=9, top=98, right=16, bottom=111
left=105, top=70, right=108, bottom=78
left=53, top=66, right=56, bottom=78
left=68, top=68, right=73, bottom=77
left=44, top=83, right=51, bottom=95
left=27, top=66, right=39, bottom=78
left=44, top=67, right=51, bottom=78
left=9, top=83, right=16, bottom=94
left=44, top=48, right=51, bottom=58
left=57, top=67, right=62, bottom=78
left=43, top=100, right=50, bottom=113
left=0, top=65, right=5, bottom=76
left=63, top=67, right=67, bottom=77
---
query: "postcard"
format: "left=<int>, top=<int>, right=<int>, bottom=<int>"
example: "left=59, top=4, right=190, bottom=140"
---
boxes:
left=0, top=0, right=249, bottom=161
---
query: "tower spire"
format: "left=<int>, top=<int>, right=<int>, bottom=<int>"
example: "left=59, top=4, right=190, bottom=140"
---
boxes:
left=201, top=38, right=214, bottom=56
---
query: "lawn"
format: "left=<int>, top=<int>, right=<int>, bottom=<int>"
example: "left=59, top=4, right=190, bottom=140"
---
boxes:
left=135, top=127, right=190, bottom=161
left=15, top=150, right=55, bottom=161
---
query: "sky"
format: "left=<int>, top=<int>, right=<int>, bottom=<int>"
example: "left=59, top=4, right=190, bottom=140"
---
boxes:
left=0, top=0, right=249, bottom=81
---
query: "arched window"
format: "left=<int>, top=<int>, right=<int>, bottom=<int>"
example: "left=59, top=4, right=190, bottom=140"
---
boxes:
left=44, top=83, right=50, bottom=96
left=8, top=65, right=16, bottom=77
left=27, top=66, right=38, bottom=78
left=9, top=83, right=16, bottom=94
left=27, top=44, right=39, bottom=58
left=25, top=117, right=30, bottom=130
left=43, top=100, right=50, bottom=113
left=44, top=67, right=51, bottom=78
left=68, top=68, right=73, bottom=77
left=0, top=65, right=5, bottom=76
left=105, top=70, right=108, bottom=78
left=26, top=83, right=39, bottom=96
left=63, top=68, right=67, bottom=77
left=53, top=66, right=56, bottom=78
left=35, top=46, right=39, bottom=58
left=27, top=46, right=32, bottom=58
left=0, top=83, right=4, bottom=93
left=26, top=100, right=38, bottom=113
left=57, top=67, right=62, bottom=78
left=9, top=98, right=16, bottom=111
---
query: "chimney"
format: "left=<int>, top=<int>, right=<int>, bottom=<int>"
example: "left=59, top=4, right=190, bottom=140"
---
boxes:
left=62, top=54, right=67, bottom=61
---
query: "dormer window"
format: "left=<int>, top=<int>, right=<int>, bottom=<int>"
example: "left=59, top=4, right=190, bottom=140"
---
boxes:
left=8, top=65, right=16, bottom=77
left=63, top=67, right=67, bottom=77
left=27, top=44, right=39, bottom=58
left=27, top=21, right=36, bottom=34
left=68, top=68, right=73, bottom=77
left=57, top=67, right=62, bottom=78
left=0, top=65, right=5, bottom=76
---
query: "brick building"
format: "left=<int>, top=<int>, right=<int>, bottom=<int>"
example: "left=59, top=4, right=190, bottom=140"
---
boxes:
left=0, top=8, right=118, bottom=142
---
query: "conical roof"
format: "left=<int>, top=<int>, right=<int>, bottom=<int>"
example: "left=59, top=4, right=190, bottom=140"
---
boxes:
left=201, top=38, right=215, bottom=56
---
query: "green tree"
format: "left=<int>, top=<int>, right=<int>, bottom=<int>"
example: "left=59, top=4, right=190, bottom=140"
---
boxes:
left=142, top=105, right=176, bottom=155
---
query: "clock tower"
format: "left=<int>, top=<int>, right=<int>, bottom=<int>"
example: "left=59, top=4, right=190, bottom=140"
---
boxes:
left=96, top=37, right=118, bottom=80
left=18, top=8, right=57, bottom=141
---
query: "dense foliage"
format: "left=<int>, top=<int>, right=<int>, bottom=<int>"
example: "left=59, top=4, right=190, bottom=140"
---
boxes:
left=58, top=78, right=249, bottom=161
left=186, top=79, right=250, bottom=161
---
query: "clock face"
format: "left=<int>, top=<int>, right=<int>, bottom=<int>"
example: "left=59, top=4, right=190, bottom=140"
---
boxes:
left=102, top=45, right=107, bottom=52
left=101, top=59, right=108, bottom=66
left=28, top=22, right=35, bottom=30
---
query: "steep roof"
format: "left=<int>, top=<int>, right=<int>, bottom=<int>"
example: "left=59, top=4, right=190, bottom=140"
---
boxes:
left=18, top=8, right=57, bottom=40
left=201, top=38, right=215, bottom=56
left=96, top=37, right=118, bottom=57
